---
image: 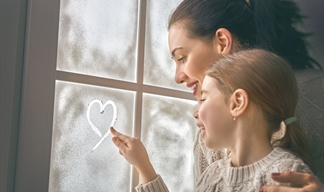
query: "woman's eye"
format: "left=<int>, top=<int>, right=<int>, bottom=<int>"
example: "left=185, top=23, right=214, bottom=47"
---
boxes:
left=178, top=57, right=185, bottom=63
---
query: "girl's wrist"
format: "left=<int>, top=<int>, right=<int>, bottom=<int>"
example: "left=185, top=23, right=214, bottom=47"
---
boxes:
left=137, top=162, right=157, bottom=184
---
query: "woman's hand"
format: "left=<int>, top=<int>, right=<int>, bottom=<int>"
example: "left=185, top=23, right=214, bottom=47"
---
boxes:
left=110, top=127, right=157, bottom=184
left=260, top=172, right=324, bottom=192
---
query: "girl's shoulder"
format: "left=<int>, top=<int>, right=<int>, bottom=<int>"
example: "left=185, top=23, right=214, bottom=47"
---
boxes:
left=268, top=147, right=312, bottom=174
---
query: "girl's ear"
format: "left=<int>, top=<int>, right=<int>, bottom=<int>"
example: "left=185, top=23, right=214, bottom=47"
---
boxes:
left=214, top=28, right=233, bottom=56
left=229, top=89, right=249, bottom=117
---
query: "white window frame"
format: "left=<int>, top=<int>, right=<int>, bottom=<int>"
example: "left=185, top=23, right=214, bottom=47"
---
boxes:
left=15, top=0, right=195, bottom=191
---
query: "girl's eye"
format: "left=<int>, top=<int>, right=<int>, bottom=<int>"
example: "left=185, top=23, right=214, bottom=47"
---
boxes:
left=178, top=57, right=185, bottom=63
left=200, top=98, right=206, bottom=103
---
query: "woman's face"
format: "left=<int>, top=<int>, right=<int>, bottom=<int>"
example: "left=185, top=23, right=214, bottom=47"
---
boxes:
left=198, top=76, right=233, bottom=149
left=168, top=24, right=222, bottom=101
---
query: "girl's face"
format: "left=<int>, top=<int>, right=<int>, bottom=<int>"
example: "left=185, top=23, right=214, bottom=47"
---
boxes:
left=168, top=24, right=222, bottom=101
left=198, top=76, right=234, bottom=149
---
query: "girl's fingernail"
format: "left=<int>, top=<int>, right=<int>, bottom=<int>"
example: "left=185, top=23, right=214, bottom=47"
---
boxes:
left=259, top=187, right=263, bottom=192
left=271, top=172, right=281, bottom=176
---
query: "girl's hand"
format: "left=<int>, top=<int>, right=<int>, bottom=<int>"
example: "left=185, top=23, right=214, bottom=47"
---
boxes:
left=110, top=127, right=157, bottom=184
left=260, top=172, right=324, bottom=192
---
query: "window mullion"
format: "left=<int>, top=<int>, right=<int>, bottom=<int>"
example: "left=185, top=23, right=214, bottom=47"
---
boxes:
left=131, top=0, right=147, bottom=191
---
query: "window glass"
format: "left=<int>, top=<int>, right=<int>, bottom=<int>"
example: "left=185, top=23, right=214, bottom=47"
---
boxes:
left=141, top=93, right=197, bottom=192
left=143, top=0, right=188, bottom=91
left=52, top=0, right=198, bottom=191
left=49, top=81, right=135, bottom=191
left=56, top=0, right=138, bottom=82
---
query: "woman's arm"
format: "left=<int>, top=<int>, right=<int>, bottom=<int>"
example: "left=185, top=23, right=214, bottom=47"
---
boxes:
left=260, top=172, right=324, bottom=192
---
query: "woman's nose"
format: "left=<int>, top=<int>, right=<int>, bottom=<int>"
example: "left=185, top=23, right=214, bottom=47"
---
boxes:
left=174, top=70, right=187, bottom=84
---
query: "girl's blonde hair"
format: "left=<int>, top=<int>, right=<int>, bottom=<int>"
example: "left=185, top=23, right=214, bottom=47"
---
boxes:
left=206, top=49, right=311, bottom=167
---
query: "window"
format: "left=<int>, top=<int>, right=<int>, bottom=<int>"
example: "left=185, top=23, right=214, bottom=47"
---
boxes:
left=16, top=1, right=197, bottom=192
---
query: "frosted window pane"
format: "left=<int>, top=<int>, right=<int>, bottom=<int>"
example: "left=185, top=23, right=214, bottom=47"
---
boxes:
left=141, top=94, right=198, bottom=192
left=143, top=0, right=188, bottom=91
left=49, top=81, right=135, bottom=192
left=56, top=0, right=138, bottom=82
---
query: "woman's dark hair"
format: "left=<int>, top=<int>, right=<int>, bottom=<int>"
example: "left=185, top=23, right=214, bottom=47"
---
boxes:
left=168, top=0, right=321, bottom=70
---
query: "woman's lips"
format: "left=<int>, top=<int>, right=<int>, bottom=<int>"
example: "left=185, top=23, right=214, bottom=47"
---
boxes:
left=187, top=82, right=199, bottom=96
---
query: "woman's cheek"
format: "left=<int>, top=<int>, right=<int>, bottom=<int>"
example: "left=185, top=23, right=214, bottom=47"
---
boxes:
left=186, top=61, right=204, bottom=80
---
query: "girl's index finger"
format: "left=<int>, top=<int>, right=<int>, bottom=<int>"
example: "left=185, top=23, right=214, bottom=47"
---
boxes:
left=110, top=127, right=130, bottom=142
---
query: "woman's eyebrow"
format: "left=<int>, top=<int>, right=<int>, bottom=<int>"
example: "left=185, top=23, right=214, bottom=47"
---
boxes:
left=171, top=47, right=183, bottom=59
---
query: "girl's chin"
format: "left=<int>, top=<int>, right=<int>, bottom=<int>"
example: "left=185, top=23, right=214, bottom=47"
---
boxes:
left=200, top=129, right=206, bottom=138
left=200, top=131, right=215, bottom=149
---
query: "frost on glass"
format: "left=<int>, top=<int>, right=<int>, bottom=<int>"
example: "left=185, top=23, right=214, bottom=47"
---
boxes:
left=57, top=0, right=138, bottom=82
left=143, top=0, right=188, bottom=91
left=49, top=81, right=135, bottom=192
left=141, top=93, right=198, bottom=192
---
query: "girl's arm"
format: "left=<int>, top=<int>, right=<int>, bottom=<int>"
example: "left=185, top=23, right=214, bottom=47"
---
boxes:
left=110, top=127, right=169, bottom=192
left=110, top=127, right=157, bottom=184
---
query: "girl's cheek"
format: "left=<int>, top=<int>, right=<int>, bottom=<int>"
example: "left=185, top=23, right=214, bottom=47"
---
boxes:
left=198, top=107, right=205, bottom=121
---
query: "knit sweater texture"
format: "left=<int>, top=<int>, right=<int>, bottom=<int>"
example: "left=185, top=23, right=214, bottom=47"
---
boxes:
left=136, top=147, right=311, bottom=192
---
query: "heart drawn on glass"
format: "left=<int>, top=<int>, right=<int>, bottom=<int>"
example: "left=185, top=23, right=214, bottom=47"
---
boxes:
left=87, top=99, right=117, bottom=151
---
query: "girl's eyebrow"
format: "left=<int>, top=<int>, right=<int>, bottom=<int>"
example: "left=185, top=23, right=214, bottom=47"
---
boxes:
left=171, top=47, right=183, bottom=59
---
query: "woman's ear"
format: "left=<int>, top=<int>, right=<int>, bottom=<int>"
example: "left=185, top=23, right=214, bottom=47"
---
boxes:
left=214, top=28, right=233, bottom=56
left=229, top=89, right=249, bottom=117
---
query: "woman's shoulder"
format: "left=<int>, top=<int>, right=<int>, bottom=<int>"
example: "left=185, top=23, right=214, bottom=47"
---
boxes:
left=294, top=69, right=323, bottom=96
left=294, top=68, right=323, bottom=82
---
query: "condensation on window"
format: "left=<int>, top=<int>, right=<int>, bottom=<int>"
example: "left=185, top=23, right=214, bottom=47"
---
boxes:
left=141, top=93, right=198, bottom=192
left=143, top=0, right=188, bottom=91
left=49, top=80, right=135, bottom=192
left=56, top=0, right=138, bottom=82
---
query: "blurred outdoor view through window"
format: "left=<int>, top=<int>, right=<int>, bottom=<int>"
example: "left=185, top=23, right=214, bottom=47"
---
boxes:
left=49, top=0, right=197, bottom=192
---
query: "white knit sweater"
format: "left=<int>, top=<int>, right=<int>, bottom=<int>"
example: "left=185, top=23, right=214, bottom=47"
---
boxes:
left=136, top=147, right=312, bottom=192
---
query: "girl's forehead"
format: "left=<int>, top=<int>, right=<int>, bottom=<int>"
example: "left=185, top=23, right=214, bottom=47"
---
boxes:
left=202, top=76, right=215, bottom=90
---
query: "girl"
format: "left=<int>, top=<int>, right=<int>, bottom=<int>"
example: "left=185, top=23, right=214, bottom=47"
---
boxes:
left=111, top=49, right=315, bottom=191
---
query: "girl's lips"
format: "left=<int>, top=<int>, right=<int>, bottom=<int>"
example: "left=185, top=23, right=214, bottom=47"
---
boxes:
left=197, top=123, right=206, bottom=138
left=197, top=123, right=205, bottom=130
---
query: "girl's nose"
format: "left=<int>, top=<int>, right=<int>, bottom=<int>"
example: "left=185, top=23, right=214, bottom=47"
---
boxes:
left=193, top=107, right=199, bottom=119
